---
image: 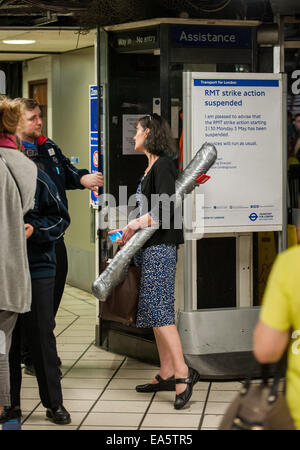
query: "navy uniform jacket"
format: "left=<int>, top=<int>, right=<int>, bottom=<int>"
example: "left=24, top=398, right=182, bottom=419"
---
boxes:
left=22, top=135, right=89, bottom=210
left=24, top=168, right=70, bottom=279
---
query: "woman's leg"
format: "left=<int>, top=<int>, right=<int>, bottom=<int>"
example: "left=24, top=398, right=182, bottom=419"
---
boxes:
left=145, top=328, right=174, bottom=385
left=0, top=310, right=18, bottom=410
left=154, top=328, right=174, bottom=379
left=153, top=325, right=188, bottom=395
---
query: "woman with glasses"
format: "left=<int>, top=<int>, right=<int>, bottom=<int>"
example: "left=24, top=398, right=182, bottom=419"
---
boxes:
left=109, top=113, right=200, bottom=409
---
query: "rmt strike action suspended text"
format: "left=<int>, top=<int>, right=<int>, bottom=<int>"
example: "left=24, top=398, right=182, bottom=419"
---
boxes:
left=204, top=89, right=266, bottom=108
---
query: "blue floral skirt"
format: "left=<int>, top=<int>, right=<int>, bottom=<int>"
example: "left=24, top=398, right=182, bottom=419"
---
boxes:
left=133, top=244, right=177, bottom=328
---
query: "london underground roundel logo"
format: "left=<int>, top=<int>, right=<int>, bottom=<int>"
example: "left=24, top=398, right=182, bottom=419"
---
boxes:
left=249, top=212, right=258, bottom=221
left=93, top=151, right=98, bottom=168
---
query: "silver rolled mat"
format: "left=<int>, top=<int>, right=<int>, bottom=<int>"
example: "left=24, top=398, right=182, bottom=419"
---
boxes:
left=92, top=142, right=217, bottom=302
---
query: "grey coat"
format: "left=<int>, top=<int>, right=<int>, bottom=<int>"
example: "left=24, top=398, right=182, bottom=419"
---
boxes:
left=0, top=147, right=37, bottom=313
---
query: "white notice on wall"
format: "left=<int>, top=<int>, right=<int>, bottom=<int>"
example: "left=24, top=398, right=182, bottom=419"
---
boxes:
left=191, top=73, right=283, bottom=232
left=122, top=114, right=146, bottom=155
left=0, top=70, right=5, bottom=94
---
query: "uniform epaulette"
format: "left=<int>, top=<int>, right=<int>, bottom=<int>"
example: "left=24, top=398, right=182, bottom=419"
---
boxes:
left=37, top=135, right=48, bottom=146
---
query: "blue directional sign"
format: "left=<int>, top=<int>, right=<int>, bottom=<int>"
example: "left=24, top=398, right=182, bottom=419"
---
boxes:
left=89, top=85, right=103, bottom=208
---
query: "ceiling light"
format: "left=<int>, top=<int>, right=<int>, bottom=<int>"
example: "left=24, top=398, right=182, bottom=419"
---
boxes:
left=2, top=40, right=36, bottom=45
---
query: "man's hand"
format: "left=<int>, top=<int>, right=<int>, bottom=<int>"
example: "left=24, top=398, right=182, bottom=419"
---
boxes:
left=24, top=223, right=34, bottom=239
left=80, top=173, right=104, bottom=193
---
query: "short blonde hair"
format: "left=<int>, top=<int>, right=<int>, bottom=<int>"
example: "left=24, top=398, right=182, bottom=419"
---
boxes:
left=0, top=96, right=24, bottom=135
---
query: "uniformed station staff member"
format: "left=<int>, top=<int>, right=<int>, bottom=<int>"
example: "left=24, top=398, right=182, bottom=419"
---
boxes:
left=16, top=97, right=104, bottom=375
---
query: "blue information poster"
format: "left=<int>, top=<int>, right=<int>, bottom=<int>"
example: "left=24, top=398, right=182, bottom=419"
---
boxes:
left=89, top=85, right=103, bottom=208
left=190, top=73, right=283, bottom=233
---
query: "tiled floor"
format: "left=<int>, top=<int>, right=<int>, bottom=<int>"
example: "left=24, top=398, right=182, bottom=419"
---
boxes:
left=17, top=285, right=243, bottom=430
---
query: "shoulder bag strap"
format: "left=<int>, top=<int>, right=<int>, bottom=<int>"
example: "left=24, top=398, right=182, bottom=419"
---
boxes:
left=242, top=351, right=288, bottom=400
left=0, top=153, right=23, bottom=208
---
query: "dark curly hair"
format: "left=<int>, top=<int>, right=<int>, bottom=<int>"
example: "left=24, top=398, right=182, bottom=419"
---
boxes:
left=138, top=113, right=178, bottom=157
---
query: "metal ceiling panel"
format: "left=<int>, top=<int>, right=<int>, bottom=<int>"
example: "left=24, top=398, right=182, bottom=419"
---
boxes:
left=0, top=28, right=96, bottom=60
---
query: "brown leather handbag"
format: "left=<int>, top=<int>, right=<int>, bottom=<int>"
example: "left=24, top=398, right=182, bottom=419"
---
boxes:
left=99, top=261, right=141, bottom=325
left=219, top=356, right=296, bottom=430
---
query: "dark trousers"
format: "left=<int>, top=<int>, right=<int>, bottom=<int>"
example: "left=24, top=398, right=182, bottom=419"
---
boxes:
left=53, top=240, right=68, bottom=317
left=21, top=240, right=68, bottom=365
left=9, top=278, right=63, bottom=409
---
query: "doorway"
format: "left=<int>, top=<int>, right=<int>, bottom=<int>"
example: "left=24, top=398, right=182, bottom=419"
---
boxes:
left=28, top=79, right=48, bottom=136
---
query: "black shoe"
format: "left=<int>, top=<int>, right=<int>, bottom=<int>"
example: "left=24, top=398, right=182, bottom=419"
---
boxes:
left=174, top=367, right=200, bottom=410
left=0, top=406, right=22, bottom=424
left=24, top=364, right=36, bottom=376
left=136, top=374, right=175, bottom=393
left=46, top=405, right=71, bottom=425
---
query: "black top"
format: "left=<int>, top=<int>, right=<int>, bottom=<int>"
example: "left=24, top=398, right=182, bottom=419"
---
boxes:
left=140, top=156, right=184, bottom=249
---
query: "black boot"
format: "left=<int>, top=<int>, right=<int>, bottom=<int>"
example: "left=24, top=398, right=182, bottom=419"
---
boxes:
left=0, top=406, right=22, bottom=423
left=46, top=405, right=71, bottom=425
